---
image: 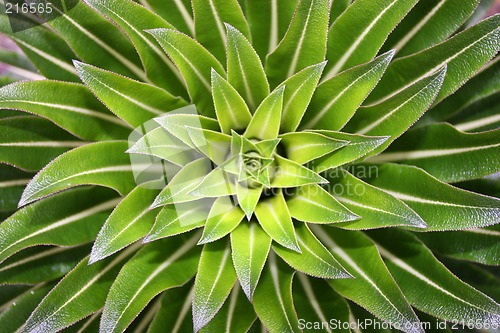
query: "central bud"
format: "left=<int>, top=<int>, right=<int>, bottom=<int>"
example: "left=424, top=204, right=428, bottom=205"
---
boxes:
left=243, top=152, right=263, bottom=175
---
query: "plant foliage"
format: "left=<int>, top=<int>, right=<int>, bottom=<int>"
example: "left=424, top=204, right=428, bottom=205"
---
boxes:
left=0, top=0, right=499, bottom=332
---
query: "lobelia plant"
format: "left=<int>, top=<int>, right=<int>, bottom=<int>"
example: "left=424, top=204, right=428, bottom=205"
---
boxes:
left=0, top=0, right=499, bottom=332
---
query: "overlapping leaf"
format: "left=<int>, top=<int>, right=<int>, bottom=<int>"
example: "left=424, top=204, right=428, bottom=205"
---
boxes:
left=273, top=223, right=352, bottom=279
left=415, top=224, right=500, bottom=266
left=382, top=0, right=479, bottom=56
left=193, top=239, right=237, bottom=332
left=369, top=229, right=500, bottom=326
left=0, top=244, right=90, bottom=285
left=231, top=222, right=271, bottom=300
left=23, top=245, right=137, bottom=333
left=0, top=187, right=118, bottom=263
left=324, top=0, right=418, bottom=79
left=84, top=0, right=187, bottom=97
left=19, top=141, right=137, bottom=206
left=148, top=29, right=225, bottom=117
left=326, top=169, right=427, bottom=230
left=358, top=163, right=500, bottom=231
left=90, top=186, right=160, bottom=263
left=253, top=252, right=300, bottom=333
left=193, top=0, right=249, bottom=63
left=0, top=116, right=86, bottom=171
left=369, top=123, right=500, bottom=182
left=75, top=62, right=187, bottom=128
left=368, top=14, right=500, bottom=104
left=0, top=80, right=130, bottom=141
left=266, top=0, right=330, bottom=87
left=100, top=234, right=200, bottom=333
left=302, top=51, right=393, bottom=131
left=312, top=226, right=424, bottom=333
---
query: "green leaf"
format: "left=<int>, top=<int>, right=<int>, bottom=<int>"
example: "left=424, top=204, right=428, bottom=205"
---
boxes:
left=452, top=91, right=500, bottom=133
left=74, top=62, right=187, bottom=128
left=344, top=66, right=446, bottom=155
left=302, top=51, right=394, bottom=130
left=100, top=233, right=200, bottom=333
left=307, top=131, right=389, bottom=172
left=382, top=0, right=479, bottom=57
left=142, top=0, right=194, bottom=36
left=0, top=116, right=86, bottom=172
left=369, top=123, right=500, bottom=182
left=293, top=273, right=351, bottom=333
left=0, top=187, right=118, bottom=263
left=244, top=86, right=284, bottom=140
left=0, top=164, right=33, bottom=211
left=367, top=14, right=500, bottom=105
left=23, top=245, right=137, bottom=333
left=244, top=0, right=298, bottom=58
left=127, top=127, right=194, bottom=167
left=440, top=257, right=500, bottom=303
left=189, top=167, right=237, bottom=198
left=199, top=197, right=245, bottom=244
left=272, top=155, right=327, bottom=188
left=266, top=0, right=330, bottom=88
left=312, top=226, right=424, bottom=333
left=0, top=80, right=130, bottom=141
left=324, top=0, right=417, bottom=79
left=358, top=163, right=500, bottom=231
left=235, top=183, right=263, bottom=219
left=0, top=48, right=40, bottom=80
left=148, top=29, right=225, bottom=117
left=145, top=199, right=212, bottom=242
left=148, top=283, right=194, bottom=333
left=0, top=284, right=30, bottom=308
left=286, top=184, right=359, bottom=224
left=59, top=311, right=101, bottom=333
left=329, top=0, right=350, bottom=25
left=186, top=127, right=232, bottom=165
left=274, top=223, right=351, bottom=279
left=230, top=222, right=271, bottom=300
left=278, top=62, right=326, bottom=133
left=0, top=283, right=54, bottom=333
left=423, top=57, right=500, bottom=122
left=211, top=70, right=252, bottom=134
left=226, top=24, right=269, bottom=111
left=0, top=244, right=90, bottom=285
left=255, top=190, right=300, bottom=251
left=253, top=251, right=300, bottom=333
left=150, top=158, right=211, bottom=207
left=84, top=0, right=188, bottom=97
left=155, top=111, right=220, bottom=148
left=326, top=170, right=427, bottom=230
left=192, top=0, right=249, bottom=63
left=89, top=186, right=160, bottom=264
left=19, top=141, right=137, bottom=206
left=279, top=132, right=348, bottom=164
left=200, top=283, right=256, bottom=333
left=0, top=13, right=79, bottom=82
left=415, top=224, right=500, bottom=266
left=369, top=228, right=500, bottom=326
left=40, top=0, right=146, bottom=81
left=193, top=239, right=237, bottom=332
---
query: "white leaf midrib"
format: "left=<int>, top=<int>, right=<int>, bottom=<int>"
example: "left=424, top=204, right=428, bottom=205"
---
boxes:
left=369, top=143, right=500, bottom=162
left=375, top=242, right=500, bottom=314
